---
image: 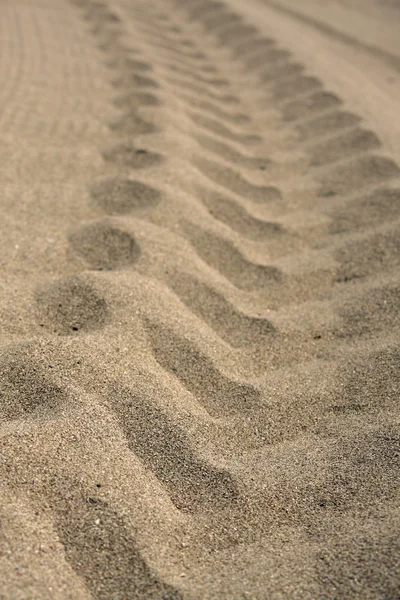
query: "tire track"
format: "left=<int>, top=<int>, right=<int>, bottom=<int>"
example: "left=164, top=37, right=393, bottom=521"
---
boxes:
left=3, top=0, right=400, bottom=597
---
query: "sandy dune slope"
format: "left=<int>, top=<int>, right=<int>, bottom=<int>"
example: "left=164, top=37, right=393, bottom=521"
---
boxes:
left=0, top=0, right=399, bottom=598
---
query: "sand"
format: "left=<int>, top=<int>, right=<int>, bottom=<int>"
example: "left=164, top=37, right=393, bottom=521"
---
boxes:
left=0, top=0, right=399, bottom=598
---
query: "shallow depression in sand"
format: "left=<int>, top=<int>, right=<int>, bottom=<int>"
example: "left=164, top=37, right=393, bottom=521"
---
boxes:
left=0, top=344, right=68, bottom=420
left=90, top=177, right=161, bottom=215
left=68, top=220, right=141, bottom=270
left=102, top=141, right=164, bottom=168
left=35, top=275, right=109, bottom=335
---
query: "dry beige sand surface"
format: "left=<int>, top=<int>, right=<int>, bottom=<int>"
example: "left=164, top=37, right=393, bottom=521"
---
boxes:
left=0, top=0, right=399, bottom=598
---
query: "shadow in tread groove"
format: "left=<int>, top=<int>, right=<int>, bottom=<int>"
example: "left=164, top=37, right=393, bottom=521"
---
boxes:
left=182, top=221, right=283, bottom=290
left=335, top=228, right=400, bottom=282
left=164, top=58, right=219, bottom=76
left=186, top=1, right=226, bottom=20
left=329, top=188, right=400, bottom=234
left=190, top=112, right=261, bottom=145
left=216, top=25, right=259, bottom=45
left=167, top=271, right=275, bottom=347
left=283, top=91, right=342, bottom=121
left=52, top=478, right=182, bottom=599
left=260, top=62, right=304, bottom=84
left=296, top=111, right=361, bottom=142
left=180, top=96, right=249, bottom=124
left=147, top=322, right=261, bottom=416
left=107, top=382, right=239, bottom=510
left=309, top=128, right=381, bottom=167
left=194, top=156, right=282, bottom=203
left=195, top=134, right=271, bottom=170
left=314, top=429, right=400, bottom=511
left=198, top=187, right=283, bottom=240
left=244, top=49, right=291, bottom=71
left=231, top=38, right=276, bottom=58
left=271, top=75, right=322, bottom=102
left=319, top=156, right=400, bottom=197
left=168, top=78, right=240, bottom=104
left=201, top=12, right=242, bottom=32
left=163, top=63, right=230, bottom=88
left=338, top=285, right=400, bottom=338
left=315, top=517, right=400, bottom=600
left=151, top=41, right=209, bottom=64
left=338, top=346, right=400, bottom=411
